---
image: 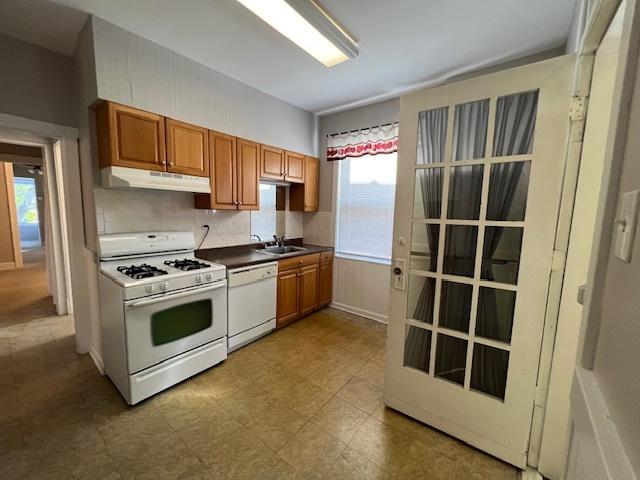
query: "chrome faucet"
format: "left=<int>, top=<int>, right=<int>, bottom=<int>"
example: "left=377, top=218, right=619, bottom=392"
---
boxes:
left=251, top=234, right=261, bottom=242
left=273, top=235, right=285, bottom=247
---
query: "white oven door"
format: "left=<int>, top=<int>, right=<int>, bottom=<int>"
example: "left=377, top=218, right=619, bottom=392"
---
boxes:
left=123, top=280, right=227, bottom=373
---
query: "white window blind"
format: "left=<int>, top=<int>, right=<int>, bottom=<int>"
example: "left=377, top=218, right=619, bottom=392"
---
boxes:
left=335, top=152, right=397, bottom=263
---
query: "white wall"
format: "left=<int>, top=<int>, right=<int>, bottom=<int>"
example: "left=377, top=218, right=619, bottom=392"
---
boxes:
left=308, top=98, right=400, bottom=322
left=0, top=33, right=76, bottom=127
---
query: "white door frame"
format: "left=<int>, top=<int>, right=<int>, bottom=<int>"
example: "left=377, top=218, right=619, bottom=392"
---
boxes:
left=0, top=112, right=90, bottom=354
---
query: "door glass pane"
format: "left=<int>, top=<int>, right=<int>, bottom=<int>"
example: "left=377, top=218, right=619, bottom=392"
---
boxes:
left=410, top=224, right=439, bottom=272
left=151, top=299, right=212, bottom=346
left=493, top=90, right=539, bottom=156
left=481, top=227, right=523, bottom=284
left=448, top=165, right=483, bottom=219
left=404, top=326, right=432, bottom=373
left=443, top=225, right=478, bottom=277
left=476, top=288, right=516, bottom=343
left=471, top=344, right=510, bottom=400
left=417, top=107, right=448, bottom=164
left=452, top=99, right=489, bottom=161
left=407, top=276, right=436, bottom=324
left=439, top=281, right=472, bottom=333
left=435, top=334, right=467, bottom=386
left=487, top=161, right=531, bottom=221
left=414, top=168, right=443, bottom=219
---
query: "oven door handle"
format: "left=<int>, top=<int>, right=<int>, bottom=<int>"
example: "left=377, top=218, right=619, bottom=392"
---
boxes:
left=126, top=282, right=226, bottom=309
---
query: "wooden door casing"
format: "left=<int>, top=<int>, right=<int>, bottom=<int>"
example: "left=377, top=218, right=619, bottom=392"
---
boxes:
left=96, top=102, right=166, bottom=171
left=260, top=145, right=285, bottom=180
left=237, top=139, right=260, bottom=211
left=285, top=151, right=304, bottom=183
left=166, top=118, right=209, bottom=177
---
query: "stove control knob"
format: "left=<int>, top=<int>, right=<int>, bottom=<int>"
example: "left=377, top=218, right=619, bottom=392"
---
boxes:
left=145, top=284, right=154, bottom=294
left=159, top=282, right=168, bottom=292
left=195, top=275, right=203, bottom=284
left=205, top=273, right=213, bottom=281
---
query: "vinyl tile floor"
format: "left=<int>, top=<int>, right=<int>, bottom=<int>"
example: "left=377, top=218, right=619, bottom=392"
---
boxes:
left=0, top=281, right=518, bottom=480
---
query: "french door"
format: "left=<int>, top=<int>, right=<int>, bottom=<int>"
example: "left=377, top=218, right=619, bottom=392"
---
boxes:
left=384, top=56, right=574, bottom=467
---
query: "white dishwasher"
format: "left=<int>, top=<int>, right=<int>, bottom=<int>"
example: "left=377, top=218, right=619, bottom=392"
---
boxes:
left=227, top=261, right=278, bottom=352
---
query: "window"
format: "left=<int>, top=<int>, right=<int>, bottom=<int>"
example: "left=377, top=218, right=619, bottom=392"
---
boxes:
left=335, top=152, right=397, bottom=263
left=250, top=184, right=277, bottom=242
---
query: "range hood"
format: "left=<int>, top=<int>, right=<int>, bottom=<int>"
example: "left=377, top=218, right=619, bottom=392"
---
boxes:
left=101, top=166, right=211, bottom=193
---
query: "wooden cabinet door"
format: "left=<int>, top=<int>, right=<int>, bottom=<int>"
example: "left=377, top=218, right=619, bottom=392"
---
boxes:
left=237, top=138, right=260, bottom=210
left=260, top=145, right=285, bottom=180
left=96, top=102, right=166, bottom=171
left=196, top=131, right=236, bottom=210
left=277, top=270, right=300, bottom=327
left=299, top=264, right=319, bottom=316
left=318, top=260, right=333, bottom=306
left=166, top=118, right=209, bottom=177
left=284, top=151, right=304, bottom=183
left=304, top=156, right=319, bottom=211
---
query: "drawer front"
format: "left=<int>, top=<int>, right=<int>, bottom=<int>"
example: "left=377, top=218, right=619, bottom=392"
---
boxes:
left=278, top=253, right=320, bottom=272
left=319, top=251, right=333, bottom=263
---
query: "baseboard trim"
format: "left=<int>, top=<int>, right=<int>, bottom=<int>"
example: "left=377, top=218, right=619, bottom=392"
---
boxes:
left=330, top=302, right=388, bottom=324
left=89, top=346, right=105, bottom=375
left=0, top=261, right=16, bottom=271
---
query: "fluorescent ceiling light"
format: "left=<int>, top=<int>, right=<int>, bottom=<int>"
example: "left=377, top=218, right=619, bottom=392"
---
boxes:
left=235, top=0, right=358, bottom=67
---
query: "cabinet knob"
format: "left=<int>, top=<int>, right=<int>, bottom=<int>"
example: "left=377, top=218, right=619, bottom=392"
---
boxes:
left=161, top=160, right=166, bottom=166
left=239, top=201, right=243, bottom=205
left=169, top=161, right=175, bottom=167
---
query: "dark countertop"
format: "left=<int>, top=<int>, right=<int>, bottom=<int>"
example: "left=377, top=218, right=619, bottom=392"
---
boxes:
left=196, top=239, right=333, bottom=270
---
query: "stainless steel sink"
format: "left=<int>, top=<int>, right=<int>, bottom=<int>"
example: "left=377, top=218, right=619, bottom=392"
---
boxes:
left=257, top=245, right=307, bottom=255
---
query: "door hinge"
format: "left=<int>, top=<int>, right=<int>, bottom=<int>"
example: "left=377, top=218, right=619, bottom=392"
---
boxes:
left=534, top=384, right=547, bottom=407
left=551, top=250, right=566, bottom=272
left=569, top=95, right=587, bottom=122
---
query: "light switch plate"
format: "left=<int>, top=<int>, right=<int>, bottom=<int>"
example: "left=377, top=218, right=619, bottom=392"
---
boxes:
left=393, top=258, right=406, bottom=290
left=614, top=189, right=640, bottom=263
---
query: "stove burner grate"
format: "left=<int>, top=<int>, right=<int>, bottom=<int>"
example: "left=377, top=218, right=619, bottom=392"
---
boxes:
left=164, top=259, right=210, bottom=271
left=117, top=264, right=168, bottom=279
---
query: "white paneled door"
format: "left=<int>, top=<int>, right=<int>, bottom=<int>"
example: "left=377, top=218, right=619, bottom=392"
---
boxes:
left=384, top=56, right=574, bottom=468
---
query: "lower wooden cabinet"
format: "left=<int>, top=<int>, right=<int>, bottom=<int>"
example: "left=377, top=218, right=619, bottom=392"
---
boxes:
left=318, top=257, right=333, bottom=306
left=276, top=252, right=332, bottom=328
left=277, top=269, right=300, bottom=327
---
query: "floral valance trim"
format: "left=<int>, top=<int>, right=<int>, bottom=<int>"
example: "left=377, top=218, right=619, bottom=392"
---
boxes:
left=327, top=137, right=398, bottom=160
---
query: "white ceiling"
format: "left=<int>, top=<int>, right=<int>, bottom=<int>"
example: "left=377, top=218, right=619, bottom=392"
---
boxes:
left=0, top=0, right=578, bottom=114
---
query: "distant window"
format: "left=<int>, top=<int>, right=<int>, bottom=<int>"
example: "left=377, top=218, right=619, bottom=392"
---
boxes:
left=335, top=152, right=397, bottom=263
left=251, top=184, right=277, bottom=242
left=14, top=177, right=39, bottom=225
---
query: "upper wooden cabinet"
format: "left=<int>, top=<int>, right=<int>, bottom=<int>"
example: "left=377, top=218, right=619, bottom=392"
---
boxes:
left=96, top=102, right=166, bottom=171
left=237, top=139, right=260, bottom=210
left=195, top=133, right=259, bottom=211
left=260, top=145, right=285, bottom=180
left=284, top=151, right=304, bottom=183
left=165, top=118, right=209, bottom=177
left=290, top=156, right=319, bottom=212
left=196, top=131, right=236, bottom=210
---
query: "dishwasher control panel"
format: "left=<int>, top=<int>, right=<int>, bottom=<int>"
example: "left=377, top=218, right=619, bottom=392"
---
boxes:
left=227, top=262, right=278, bottom=288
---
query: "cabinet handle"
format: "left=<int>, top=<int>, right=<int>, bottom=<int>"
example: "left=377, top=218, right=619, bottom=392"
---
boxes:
left=161, top=160, right=166, bottom=166
left=169, top=161, right=175, bottom=167
left=239, top=201, right=243, bottom=205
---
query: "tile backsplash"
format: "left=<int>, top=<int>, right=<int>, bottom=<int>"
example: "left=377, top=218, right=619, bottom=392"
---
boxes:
left=94, top=187, right=303, bottom=249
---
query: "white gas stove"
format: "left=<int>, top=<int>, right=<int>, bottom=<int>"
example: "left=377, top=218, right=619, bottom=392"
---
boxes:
left=97, top=231, right=228, bottom=405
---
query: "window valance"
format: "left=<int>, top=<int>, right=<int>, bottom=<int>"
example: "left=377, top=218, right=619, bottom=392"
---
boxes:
left=327, top=123, right=398, bottom=160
